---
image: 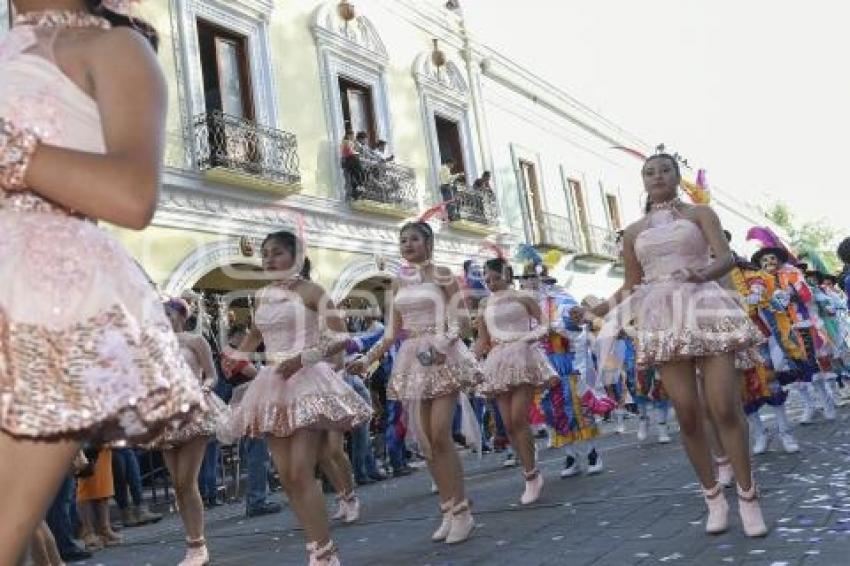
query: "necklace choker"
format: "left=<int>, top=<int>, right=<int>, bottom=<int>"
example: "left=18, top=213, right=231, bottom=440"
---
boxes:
left=649, top=197, right=682, bottom=212
left=14, top=10, right=112, bottom=30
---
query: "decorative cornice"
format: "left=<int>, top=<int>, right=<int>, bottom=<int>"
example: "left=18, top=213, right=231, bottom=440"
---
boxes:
left=156, top=169, right=489, bottom=266
left=412, top=52, right=469, bottom=107
left=312, top=1, right=389, bottom=67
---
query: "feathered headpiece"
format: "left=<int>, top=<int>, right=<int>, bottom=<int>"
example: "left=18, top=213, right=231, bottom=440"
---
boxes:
left=747, top=225, right=797, bottom=266
left=797, top=245, right=831, bottom=275
left=681, top=169, right=710, bottom=204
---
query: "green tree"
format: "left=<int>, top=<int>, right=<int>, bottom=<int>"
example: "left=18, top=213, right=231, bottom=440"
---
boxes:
left=763, top=201, right=841, bottom=272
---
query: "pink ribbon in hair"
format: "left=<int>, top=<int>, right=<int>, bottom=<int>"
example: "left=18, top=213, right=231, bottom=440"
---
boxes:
left=101, top=0, right=142, bottom=16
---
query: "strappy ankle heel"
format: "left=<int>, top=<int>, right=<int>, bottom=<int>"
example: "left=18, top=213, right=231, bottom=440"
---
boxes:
left=432, top=498, right=454, bottom=542
left=178, top=537, right=209, bottom=566
left=737, top=480, right=768, bottom=537
left=520, top=468, right=544, bottom=505
left=702, top=482, right=729, bottom=535
left=445, top=499, right=475, bottom=544
left=307, top=540, right=340, bottom=566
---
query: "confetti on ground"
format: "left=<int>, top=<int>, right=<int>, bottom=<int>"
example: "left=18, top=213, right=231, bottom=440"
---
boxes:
left=749, top=549, right=766, bottom=555
left=659, top=552, right=684, bottom=562
left=639, top=533, right=653, bottom=539
left=551, top=535, right=563, bottom=541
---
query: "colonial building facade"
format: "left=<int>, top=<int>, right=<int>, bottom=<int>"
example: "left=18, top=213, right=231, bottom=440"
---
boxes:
left=1, top=0, right=777, bottom=309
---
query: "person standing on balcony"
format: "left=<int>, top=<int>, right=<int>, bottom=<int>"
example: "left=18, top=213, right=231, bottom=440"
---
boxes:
left=340, top=130, right=363, bottom=196
left=348, top=221, right=480, bottom=545
left=0, top=2, right=206, bottom=562
left=374, top=139, right=394, bottom=163
left=570, top=153, right=768, bottom=538
left=439, top=158, right=461, bottom=221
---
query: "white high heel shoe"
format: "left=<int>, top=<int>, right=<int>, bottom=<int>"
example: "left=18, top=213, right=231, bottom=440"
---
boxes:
left=178, top=538, right=209, bottom=566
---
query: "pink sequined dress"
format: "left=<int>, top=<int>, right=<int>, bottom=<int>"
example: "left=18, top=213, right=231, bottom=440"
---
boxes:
left=388, top=280, right=480, bottom=400
left=228, top=287, right=372, bottom=438
left=599, top=207, right=763, bottom=368
left=152, top=335, right=231, bottom=449
left=478, top=294, right=557, bottom=397
left=0, top=25, right=203, bottom=440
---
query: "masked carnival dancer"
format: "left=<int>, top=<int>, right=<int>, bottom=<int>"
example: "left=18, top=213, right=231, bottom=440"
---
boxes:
left=472, top=257, right=557, bottom=504
left=0, top=2, right=205, bottom=561
left=573, top=154, right=768, bottom=537
left=225, top=231, right=372, bottom=566
left=803, top=262, right=850, bottom=392
left=348, top=220, right=480, bottom=545
left=724, top=247, right=799, bottom=457
left=750, top=244, right=837, bottom=423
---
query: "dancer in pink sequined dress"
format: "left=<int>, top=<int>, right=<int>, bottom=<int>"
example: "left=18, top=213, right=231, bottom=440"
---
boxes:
left=348, top=221, right=480, bottom=545
left=0, top=2, right=203, bottom=561
left=225, top=231, right=372, bottom=566
left=572, top=154, right=768, bottom=538
left=473, top=257, right=557, bottom=505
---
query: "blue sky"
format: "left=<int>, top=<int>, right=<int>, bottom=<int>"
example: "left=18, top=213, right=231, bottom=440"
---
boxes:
left=463, top=0, right=849, bottom=238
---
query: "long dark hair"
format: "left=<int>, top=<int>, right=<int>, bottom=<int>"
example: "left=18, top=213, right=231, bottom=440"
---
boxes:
left=83, top=0, right=159, bottom=51
left=262, top=230, right=311, bottom=279
left=642, top=153, right=681, bottom=213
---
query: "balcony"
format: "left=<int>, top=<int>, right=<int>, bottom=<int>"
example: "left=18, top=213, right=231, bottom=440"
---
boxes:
left=449, top=186, right=499, bottom=234
left=534, top=212, right=578, bottom=252
left=347, top=158, right=418, bottom=218
left=193, top=111, right=301, bottom=194
left=586, top=224, right=621, bottom=260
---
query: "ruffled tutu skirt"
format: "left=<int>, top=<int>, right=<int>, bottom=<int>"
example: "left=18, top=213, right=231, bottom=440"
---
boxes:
left=388, top=335, right=480, bottom=401
left=478, top=341, right=556, bottom=396
left=151, top=390, right=231, bottom=449
left=0, top=209, right=203, bottom=441
left=227, top=362, right=372, bottom=439
left=600, top=280, right=764, bottom=368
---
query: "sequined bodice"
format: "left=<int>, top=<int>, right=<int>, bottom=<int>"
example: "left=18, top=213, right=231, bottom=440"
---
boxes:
left=484, top=295, right=533, bottom=341
left=0, top=26, right=106, bottom=214
left=395, top=281, right=448, bottom=333
left=636, top=211, right=710, bottom=282
left=254, top=289, right=321, bottom=358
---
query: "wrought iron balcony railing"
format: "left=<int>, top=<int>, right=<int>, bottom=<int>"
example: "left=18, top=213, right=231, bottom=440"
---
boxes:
left=193, top=111, right=301, bottom=190
left=449, top=184, right=499, bottom=231
left=588, top=224, right=621, bottom=259
left=536, top=212, right=578, bottom=252
left=347, top=158, right=418, bottom=216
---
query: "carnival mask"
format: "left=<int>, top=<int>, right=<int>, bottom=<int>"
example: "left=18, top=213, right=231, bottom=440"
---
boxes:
left=759, top=253, right=779, bottom=274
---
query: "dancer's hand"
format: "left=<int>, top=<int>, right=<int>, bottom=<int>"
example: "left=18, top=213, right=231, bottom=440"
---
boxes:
left=432, top=350, right=447, bottom=366
left=276, top=355, right=303, bottom=380
left=346, top=356, right=368, bottom=376
left=569, top=306, right=587, bottom=324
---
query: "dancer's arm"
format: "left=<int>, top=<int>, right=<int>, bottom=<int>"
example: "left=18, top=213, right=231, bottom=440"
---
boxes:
left=19, top=30, right=167, bottom=229
left=192, top=336, right=219, bottom=391
left=687, top=205, right=735, bottom=283
left=436, top=265, right=472, bottom=353
left=471, top=297, right=491, bottom=359
left=348, top=280, right=402, bottom=375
